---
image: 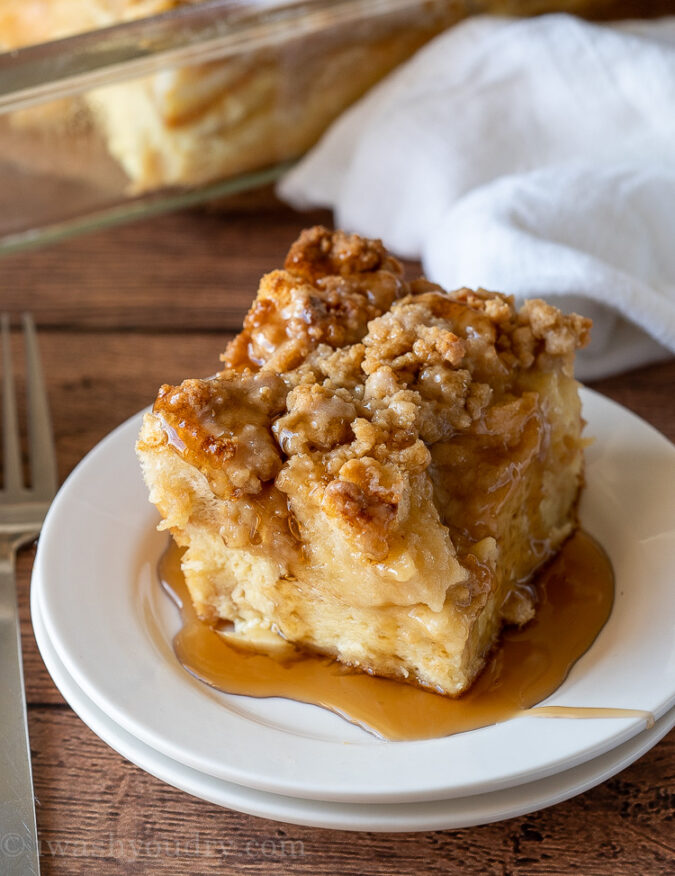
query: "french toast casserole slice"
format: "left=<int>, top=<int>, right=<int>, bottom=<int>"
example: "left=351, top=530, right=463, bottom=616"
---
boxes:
left=137, top=227, right=591, bottom=696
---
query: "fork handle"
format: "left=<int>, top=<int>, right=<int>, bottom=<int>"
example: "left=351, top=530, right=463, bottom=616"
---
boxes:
left=0, top=553, right=40, bottom=875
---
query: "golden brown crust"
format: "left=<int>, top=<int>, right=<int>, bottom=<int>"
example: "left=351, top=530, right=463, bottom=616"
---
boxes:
left=283, top=225, right=403, bottom=282
left=221, top=226, right=406, bottom=373
left=147, top=372, right=286, bottom=498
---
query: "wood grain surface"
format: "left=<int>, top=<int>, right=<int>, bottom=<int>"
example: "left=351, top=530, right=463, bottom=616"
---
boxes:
left=3, top=193, right=674, bottom=875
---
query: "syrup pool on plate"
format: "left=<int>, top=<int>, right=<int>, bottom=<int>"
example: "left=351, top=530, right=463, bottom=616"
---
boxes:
left=158, top=531, right=651, bottom=741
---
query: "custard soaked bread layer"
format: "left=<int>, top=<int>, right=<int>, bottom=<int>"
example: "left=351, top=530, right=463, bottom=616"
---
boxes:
left=137, top=227, right=591, bottom=696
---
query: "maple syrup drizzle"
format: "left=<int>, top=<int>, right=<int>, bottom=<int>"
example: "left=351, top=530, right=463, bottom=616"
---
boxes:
left=158, top=531, right=653, bottom=741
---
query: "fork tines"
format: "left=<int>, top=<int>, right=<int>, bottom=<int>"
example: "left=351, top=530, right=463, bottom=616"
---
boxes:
left=1, top=313, right=57, bottom=501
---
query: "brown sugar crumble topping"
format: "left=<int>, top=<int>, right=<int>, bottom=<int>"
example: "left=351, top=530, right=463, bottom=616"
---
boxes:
left=151, top=226, right=589, bottom=561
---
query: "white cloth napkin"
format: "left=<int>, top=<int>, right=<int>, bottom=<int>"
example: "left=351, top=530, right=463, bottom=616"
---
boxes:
left=279, top=14, right=675, bottom=380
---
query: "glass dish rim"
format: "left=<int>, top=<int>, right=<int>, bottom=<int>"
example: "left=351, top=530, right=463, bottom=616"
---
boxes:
left=0, top=0, right=431, bottom=114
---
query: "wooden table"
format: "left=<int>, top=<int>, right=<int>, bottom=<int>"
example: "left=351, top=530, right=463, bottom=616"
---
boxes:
left=4, top=193, right=674, bottom=874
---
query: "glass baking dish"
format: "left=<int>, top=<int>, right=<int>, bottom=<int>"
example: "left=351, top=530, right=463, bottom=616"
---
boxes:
left=0, top=0, right=479, bottom=254
left=0, top=0, right=670, bottom=255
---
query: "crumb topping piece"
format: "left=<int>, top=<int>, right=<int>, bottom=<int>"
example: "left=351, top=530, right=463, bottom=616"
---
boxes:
left=221, top=226, right=406, bottom=373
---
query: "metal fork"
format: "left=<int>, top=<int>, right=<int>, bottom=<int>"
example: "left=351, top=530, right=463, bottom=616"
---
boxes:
left=0, top=314, right=57, bottom=876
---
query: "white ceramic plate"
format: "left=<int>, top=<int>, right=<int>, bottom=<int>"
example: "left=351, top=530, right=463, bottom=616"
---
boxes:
left=32, top=388, right=675, bottom=803
left=31, top=592, right=675, bottom=832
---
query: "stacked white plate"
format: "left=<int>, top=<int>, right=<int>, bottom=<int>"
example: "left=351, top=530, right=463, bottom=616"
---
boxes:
left=31, top=389, right=675, bottom=831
